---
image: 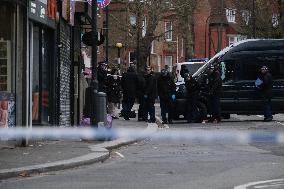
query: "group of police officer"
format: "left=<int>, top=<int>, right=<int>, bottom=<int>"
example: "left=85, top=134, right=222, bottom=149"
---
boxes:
left=118, top=63, right=223, bottom=124
left=98, top=62, right=273, bottom=124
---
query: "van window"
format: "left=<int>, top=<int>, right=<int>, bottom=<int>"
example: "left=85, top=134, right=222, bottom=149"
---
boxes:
left=238, top=54, right=284, bottom=80
left=219, top=61, right=236, bottom=82
left=181, top=64, right=204, bottom=75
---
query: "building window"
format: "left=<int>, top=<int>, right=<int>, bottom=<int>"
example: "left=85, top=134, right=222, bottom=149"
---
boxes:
left=164, top=56, right=173, bottom=71
left=129, top=51, right=136, bottom=63
left=226, top=9, right=236, bottom=23
left=241, top=10, right=251, bottom=25
left=165, top=21, right=172, bottom=41
left=130, top=16, right=136, bottom=26
left=272, top=13, right=279, bottom=28
left=142, top=17, right=146, bottom=37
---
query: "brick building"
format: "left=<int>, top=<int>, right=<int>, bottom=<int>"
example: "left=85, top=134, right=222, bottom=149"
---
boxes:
left=193, top=0, right=279, bottom=59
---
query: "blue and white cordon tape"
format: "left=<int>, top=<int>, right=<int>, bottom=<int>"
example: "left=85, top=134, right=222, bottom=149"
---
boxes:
left=0, top=127, right=284, bottom=144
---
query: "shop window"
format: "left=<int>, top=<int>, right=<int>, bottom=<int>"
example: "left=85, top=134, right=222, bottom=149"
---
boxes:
left=31, top=26, right=52, bottom=125
left=0, top=4, right=14, bottom=93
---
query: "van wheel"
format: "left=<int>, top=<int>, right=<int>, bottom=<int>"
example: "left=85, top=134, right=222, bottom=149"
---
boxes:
left=222, top=113, right=230, bottom=119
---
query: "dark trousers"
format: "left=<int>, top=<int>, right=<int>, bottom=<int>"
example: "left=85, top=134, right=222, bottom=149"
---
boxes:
left=122, top=97, right=135, bottom=119
left=160, top=98, right=173, bottom=122
left=187, top=95, right=199, bottom=122
left=138, top=97, right=146, bottom=120
left=263, top=98, right=272, bottom=119
left=209, top=95, right=221, bottom=120
left=144, top=98, right=155, bottom=122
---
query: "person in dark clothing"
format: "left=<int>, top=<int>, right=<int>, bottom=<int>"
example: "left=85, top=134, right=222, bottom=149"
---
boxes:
left=106, top=69, right=121, bottom=119
left=258, top=66, right=273, bottom=121
left=184, top=73, right=200, bottom=123
left=207, top=65, right=223, bottom=123
left=121, top=65, right=138, bottom=120
left=143, top=66, right=157, bottom=123
left=137, top=73, right=146, bottom=121
left=97, top=62, right=108, bottom=92
left=157, top=68, right=176, bottom=124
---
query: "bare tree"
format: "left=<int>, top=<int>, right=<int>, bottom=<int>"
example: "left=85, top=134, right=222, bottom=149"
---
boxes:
left=175, top=0, right=197, bottom=59
left=109, top=0, right=197, bottom=72
left=235, top=0, right=282, bottom=38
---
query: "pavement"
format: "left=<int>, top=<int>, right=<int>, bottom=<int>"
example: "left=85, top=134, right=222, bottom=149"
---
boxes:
left=0, top=110, right=161, bottom=180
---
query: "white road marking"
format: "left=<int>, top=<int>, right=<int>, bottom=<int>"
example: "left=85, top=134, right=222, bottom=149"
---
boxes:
left=115, top=152, right=125, bottom=158
left=234, top=179, right=284, bottom=189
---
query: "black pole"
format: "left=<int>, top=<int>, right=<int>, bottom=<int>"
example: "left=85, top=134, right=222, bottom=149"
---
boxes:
left=91, top=0, right=98, bottom=126
left=105, top=5, right=109, bottom=63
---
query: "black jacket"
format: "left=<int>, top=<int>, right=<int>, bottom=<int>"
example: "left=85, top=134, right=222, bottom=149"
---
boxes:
left=208, top=71, right=223, bottom=96
left=121, top=69, right=138, bottom=98
left=157, top=74, right=176, bottom=100
left=106, top=75, right=121, bottom=103
left=144, top=72, right=157, bottom=99
left=259, top=72, right=273, bottom=98
left=185, top=77, right=200, bottom=97
left=97, top=67, right=108, bottom=92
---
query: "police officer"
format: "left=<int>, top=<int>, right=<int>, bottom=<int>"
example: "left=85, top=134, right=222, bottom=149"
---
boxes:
left=137, top=72, right=146, bottom=121
left=143, top=66, right=157, bottom=123
left=157, top=68, right=176, bottom=124
left=121, top=64, right=138, bottom=120
left=207, top=65, right=223, bottom=123
left=258, top=66, right=273, bottom=121
left=184, top=73, right=200, bottom=123
left=97, top=62, right=108, bottom=92
left=106, top=68, right=121, bottom=119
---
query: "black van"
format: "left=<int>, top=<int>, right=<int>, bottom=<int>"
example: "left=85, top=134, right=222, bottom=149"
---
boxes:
left=174, top=39, right=284, bottom=119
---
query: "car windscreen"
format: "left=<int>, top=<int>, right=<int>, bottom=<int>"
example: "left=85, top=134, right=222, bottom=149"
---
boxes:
left=181, top=64, right=204, bottom=75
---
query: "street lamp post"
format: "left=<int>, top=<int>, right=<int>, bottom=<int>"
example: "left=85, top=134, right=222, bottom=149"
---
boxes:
left=91, top=0, right=99, bottom=126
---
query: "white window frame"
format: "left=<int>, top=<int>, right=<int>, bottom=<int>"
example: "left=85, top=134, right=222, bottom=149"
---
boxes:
left=226, top=8, right=236, bottom=23
left=165, top=21, right=173, bottom=41
left=272, top=13, right=279, bottom=28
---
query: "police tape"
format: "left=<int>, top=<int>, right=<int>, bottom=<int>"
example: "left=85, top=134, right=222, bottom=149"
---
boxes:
left=0, top=127, right=284, bottom=144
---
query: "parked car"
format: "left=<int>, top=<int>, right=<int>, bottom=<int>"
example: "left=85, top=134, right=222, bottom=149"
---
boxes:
left=174, top=39, right=284, bottom=120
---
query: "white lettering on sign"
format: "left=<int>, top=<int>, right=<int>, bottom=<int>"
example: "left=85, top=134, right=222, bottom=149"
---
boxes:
left=40, top=6, right=46, bottom=19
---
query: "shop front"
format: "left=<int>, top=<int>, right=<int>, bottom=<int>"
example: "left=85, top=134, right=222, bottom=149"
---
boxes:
left=0, top=1, right=26, bottom=128
left=28, top=0, right=57, bottom=126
